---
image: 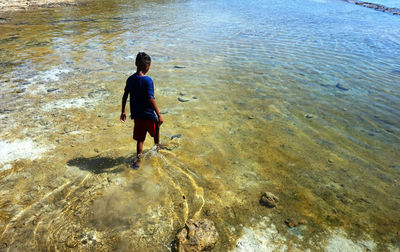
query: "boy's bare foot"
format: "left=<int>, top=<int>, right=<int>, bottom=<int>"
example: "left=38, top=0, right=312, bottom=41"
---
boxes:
left=132, top=154, right=142, bottom=169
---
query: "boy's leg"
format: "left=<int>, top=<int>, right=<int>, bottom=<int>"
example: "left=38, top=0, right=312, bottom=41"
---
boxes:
left=133, top=140, right=144, bottom=169
left=154, top=122, right=160, bottom=146
left=136, top=140, right=144, bottom=157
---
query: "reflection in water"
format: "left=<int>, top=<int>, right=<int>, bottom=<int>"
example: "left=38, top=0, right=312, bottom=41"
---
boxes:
left=0, top=0, right=400, bottom=250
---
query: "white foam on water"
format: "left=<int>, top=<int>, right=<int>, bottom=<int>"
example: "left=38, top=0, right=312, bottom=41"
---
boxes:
left=0, top=139, right=52, bottom=166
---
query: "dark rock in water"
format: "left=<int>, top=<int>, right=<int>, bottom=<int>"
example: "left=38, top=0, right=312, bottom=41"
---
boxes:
left=192, top=96, right=198, bottom=99
left=336, top=83, right=349, bottom=91
left=260, top=192, right=279, bottom=208
left=285, top=218, right=297, bottom=228
left=174, top=219, right=218, bottom=252
left=285, top=218, right=306, bottom=228
left=174, top=65, right=186, bottom=69
left=178, top=97, right=190, bottom=102
left=343, top=0, right=400, bottom=15
left=16, top=88, right=26, bottom=93
left=305, top=114, right=313, bottom=119
left=171, top=134, right=182, bottom=140
left=47, top=88, right=59, bottom=93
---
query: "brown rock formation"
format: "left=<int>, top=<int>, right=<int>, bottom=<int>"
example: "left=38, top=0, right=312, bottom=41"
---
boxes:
left=174, top=219, right=218, bottom=252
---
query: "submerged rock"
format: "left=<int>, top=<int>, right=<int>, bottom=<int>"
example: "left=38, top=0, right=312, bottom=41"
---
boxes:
left=285, top=218, right=297, bottom=228
left=171, top=134, right=182, bottom=140
left=260, top=192, right=279, bottom=208
left=336, top=83, right=349, bottom=91
left=174, top=219, right=218, bottom=252
left=178, top=97, right=190, bottom=102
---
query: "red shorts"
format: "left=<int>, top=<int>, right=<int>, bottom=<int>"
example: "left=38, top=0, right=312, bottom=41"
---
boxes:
left=133, top=118, right=158, bottom=141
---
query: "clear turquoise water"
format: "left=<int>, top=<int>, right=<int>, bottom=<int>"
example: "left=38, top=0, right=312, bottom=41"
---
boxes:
left=0, top=0, right=399, bottom=250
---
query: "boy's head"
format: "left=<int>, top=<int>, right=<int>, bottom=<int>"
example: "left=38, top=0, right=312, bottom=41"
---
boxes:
left=135, top=52, right=151, bottom=73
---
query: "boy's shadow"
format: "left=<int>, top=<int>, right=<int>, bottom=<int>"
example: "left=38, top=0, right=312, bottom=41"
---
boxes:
left=67, top=156, right=132, bottom=174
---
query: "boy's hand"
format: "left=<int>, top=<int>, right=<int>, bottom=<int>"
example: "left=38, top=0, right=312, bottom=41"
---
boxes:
left=158, top=115, right=163, bottom=126
left=120, top=112, right=126, bottom=123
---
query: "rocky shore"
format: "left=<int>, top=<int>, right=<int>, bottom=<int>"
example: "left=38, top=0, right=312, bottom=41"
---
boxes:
left=0, top=0, right=79, bottom=12
left=344, top=0, right=400, bottom=15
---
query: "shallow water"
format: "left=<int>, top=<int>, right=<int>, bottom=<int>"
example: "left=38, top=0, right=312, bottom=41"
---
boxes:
left=0, top=0, right=399, bottom=251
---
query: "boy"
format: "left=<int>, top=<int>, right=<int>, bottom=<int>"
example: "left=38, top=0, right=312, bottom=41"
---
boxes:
left=120, top=52, right=163, bottom=168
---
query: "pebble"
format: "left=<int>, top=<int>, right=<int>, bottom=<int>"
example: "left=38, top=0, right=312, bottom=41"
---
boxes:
left=305, top=114, right=313, bottom=119
left=47, top=88, right=59, bottom=93
left=336, top=83, right=349, bottom=91
left=285, top=218, right=297, bottom=228
left=171, top=134, right=182, bottom=140
left=328, top=159, right=334, bottom=163
left=260, top=192, right=279, bottom=208
left=178, top=97, right=190, bottom=102
left=174, top=65, right=186, bottom=69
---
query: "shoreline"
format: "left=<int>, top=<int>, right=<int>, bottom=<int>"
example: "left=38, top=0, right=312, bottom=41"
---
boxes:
left=0, top=0, right=83, bottom=13
left=343, top=0, right=400, bottom=15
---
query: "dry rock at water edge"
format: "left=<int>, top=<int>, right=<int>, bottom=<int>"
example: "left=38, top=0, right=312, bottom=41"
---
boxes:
left=260, top=192, right=279, bottom=208
left=174, top=219, right=218, bottom=252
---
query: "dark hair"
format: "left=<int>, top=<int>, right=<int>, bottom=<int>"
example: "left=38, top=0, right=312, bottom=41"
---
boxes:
left=135, top=52, right=151, bottom=69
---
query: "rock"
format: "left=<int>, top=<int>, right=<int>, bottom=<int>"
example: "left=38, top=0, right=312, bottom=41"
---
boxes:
left=171, top=134, right=182, bottom=140
left=47, top=88, right=59, bottom=93
left=328, top=159, right=334, bottom=164
left=174, top=65, right=186, bottom=69
left=178, top=97, right=190, bottom=102
left=174, top=219, right=218, bottom=252
left=260, top=192, right=279, bottom=208
left=192, top=96, right=198, bottom=99
left=348, top=0, right=400, bottom=16
left=179, top=92, right=186, bottom=96
left=285, top=218, right=297, bottom=228
left=305, top=114, right=313, bottom=119
left=336, top=83, right=349, bottom=91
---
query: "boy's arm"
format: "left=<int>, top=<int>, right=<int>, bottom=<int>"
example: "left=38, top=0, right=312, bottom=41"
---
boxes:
left=120, top=91, right=129, bottom=122
left=149, top=98, right=163, bottom=125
